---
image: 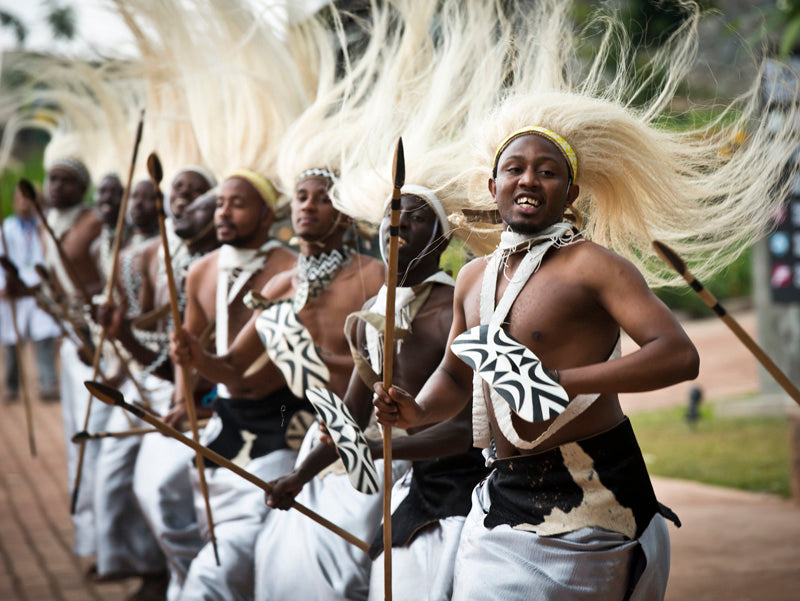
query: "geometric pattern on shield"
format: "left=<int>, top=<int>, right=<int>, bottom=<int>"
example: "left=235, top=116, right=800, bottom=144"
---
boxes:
left=451, top=324, right=570, bottom=423
left=255, top=301, right=331, bottom=399
left=306, top=387, right=380, bottom=494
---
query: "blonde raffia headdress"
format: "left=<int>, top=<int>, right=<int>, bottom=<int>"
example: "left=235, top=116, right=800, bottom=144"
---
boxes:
left=460, top=0, right=800, bottom=287
left=331, top=0, right=523, bottom=256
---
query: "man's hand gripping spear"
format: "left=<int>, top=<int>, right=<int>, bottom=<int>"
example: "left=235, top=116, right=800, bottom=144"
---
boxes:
left=146, top=151, right=221, bottom=566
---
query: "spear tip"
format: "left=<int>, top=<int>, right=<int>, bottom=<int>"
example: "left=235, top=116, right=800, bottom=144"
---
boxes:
left=652, top=240, right=687, bottom=276
left=84, top=380, right=126, bottom=407
left=71, top=431, right=90, bottom=443
left=146, top=152, right=163, bottom=185
left=393, top=137, right=405, bottom=189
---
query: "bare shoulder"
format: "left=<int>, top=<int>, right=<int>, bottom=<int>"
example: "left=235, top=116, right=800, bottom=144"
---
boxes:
left=268, top=245, right=297, bottom=271
left=140, top=236, right=161, bottom=260
left=347, top=253, right=385, bottom=282
left=427, top=280, right=455, bottom=308
left=73, top=208, right=103, bottom=240
left=454, top=256, right=487, bottom=298
left=259, top=268, right=294, bottom=301
left=557, top=239, right=647, bottom=289
left=187, top=249, right=219, bottom=276
left=185, top=249, right=219, bottom=290
left=78, top=208, right=103, bottom=229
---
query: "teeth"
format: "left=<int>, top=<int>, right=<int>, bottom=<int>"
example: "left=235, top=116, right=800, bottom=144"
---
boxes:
left=398, top=238, right=408, bottom=247
left=516, top=197, right=541, bottom=207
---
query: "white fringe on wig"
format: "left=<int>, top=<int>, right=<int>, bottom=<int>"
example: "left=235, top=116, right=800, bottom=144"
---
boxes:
left=464, top=0, right=800, bottom=287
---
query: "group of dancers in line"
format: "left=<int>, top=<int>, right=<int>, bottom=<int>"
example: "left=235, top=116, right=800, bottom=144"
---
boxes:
left=1, top=1, right=798, bottom=600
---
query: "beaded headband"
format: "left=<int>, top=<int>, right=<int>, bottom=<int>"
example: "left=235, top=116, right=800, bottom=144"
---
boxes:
left=225, top=169, right=278, bottom=208
left=492, top=126, right=577, bottom=181
left=295, top=167, right=336, bottom=185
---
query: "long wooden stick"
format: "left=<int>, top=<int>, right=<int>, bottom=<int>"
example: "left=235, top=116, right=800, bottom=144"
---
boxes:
left=34, top=113, right=146, bottom=513
left=0, top=192, right=36, bottom=456
left=147, top=151, right=220, bottom=566
left=84, top=380, right=371, bottom=553
left=71, top=426, right=157, bottom=442
left=653, top=239, right=800, bottom=406
left=381, top=137, right=404, bottom=601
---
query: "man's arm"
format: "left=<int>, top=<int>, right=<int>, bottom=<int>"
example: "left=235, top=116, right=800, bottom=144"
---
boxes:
left=373, top=262, right=479, bottom=430
left=559, top=246, right=699, bottom=396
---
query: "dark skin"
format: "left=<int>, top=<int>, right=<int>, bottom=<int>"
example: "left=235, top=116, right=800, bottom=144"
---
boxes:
left=374, top=135, right=700, bottom=458
left=41, top=166, right=104, bottom=299
left=165, top=177, right=297, bottom=427
left=170, top=176, right=385, bottom=417
left=89, top=174, right=125, bottom=289
left=110, top=180, right=160, bottom=315
left=97, top=189, right=221, bottom=383
left=95, top=174, right=124, bottom=227
left=266, top=194, right=469, bottom=510
left=169, top=170, right=211, bottom=219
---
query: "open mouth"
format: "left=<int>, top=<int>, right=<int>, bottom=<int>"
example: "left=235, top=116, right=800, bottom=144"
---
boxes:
left=515, top=195, right=542, bottom=208
left=398, top=237, right=408, bottom=247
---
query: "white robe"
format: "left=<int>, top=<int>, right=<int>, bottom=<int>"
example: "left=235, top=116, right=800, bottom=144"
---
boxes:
left=451, top=476, right=671, bottom=601
left=59, top=338, right=112, bottom=556
left=254, top=421, right=410, bottom=601
left=367, top=469, right=466, bottom=601
left=0, top=216, right=60, bottom=343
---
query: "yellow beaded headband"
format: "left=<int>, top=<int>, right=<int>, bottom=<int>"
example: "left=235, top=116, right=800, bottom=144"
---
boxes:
left=225, top=169, right=279, bottom=208
left=492, top=126, right=577, bottom=181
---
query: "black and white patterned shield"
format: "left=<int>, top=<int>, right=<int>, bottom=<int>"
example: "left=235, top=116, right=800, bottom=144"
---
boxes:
left=451, top=324, right=569, bottom=423
left=306, top=388, right=380, bottom=494
left=255, top=302, right=330, bottom=398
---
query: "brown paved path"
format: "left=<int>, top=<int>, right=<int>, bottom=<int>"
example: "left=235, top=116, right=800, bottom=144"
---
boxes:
left=0, top=310, right=797, bottom=600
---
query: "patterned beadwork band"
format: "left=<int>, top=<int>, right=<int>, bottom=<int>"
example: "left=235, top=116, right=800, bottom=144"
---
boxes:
left=295, top=168, right=336, bottom=185
left=492, top=126, right=577, bottom=181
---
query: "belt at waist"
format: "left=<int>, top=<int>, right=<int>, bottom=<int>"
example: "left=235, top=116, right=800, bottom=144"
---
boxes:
left=370, top=447, right=490, bottom=558
left=203, top=387, right=314, bottom=468
left=485, top=418, right=679, bottom=539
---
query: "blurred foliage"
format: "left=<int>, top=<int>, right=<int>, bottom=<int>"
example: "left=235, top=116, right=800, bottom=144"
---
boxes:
left=631, top=405, right=790, bottom=497
left=0, top=148, right=46, bottom=219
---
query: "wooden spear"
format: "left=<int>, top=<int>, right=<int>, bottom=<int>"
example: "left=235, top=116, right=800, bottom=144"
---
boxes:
left=653, top=239, right=800, bottom=407
left=85, top=380, right=372, bottom=553
left=147, top=151, right=220, bottom=566
left=0, top=190, right=36, bottom=456
left=380, top=137, right=404, bottom=601
left=32, top=111, right=147, bottom=513
left=71, top=426, right=157, bottom=442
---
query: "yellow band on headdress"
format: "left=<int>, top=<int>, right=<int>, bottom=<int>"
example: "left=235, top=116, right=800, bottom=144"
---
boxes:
left=492, top=126, right=577, bottom=181
left=225, top=169, right=279, bottom=208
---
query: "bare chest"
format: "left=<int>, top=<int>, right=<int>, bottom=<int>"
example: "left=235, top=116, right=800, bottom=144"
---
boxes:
left=463, top=262, right=615, bottom=367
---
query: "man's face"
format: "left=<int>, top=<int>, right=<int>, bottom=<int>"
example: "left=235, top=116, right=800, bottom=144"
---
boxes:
left=47, top=167, right=86, bottom=209
left=169, top=170, right=211, bottom=218
left=489, top=134, right=578, bottom=234
left=94, top=175, right=124, bottom=226
left=215, top=177, right=268, bottom=247
left=291, top=176, right=339, bottom=241
left=382, top=194, right=440, bottom=273
left=175, top=190, right=217, bottom=239
left=128, top=180, right=158, bottom=229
